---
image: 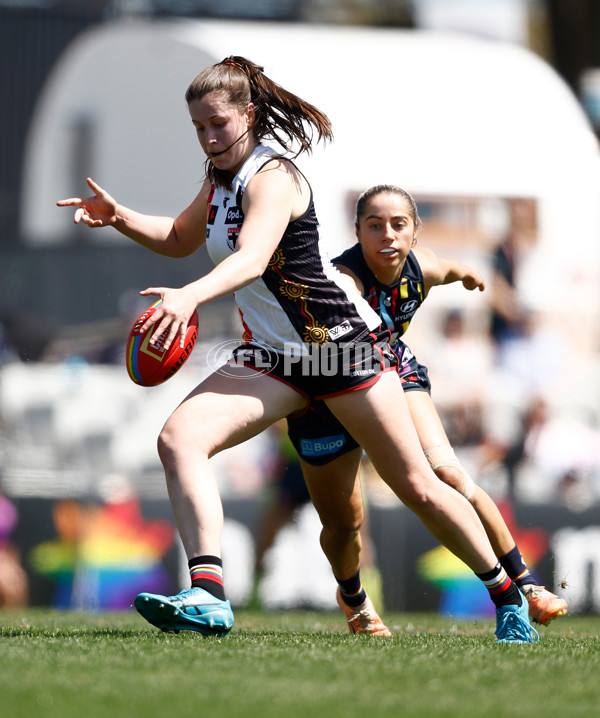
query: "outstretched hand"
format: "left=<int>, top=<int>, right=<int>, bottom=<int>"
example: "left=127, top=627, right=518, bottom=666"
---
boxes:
left=56, top=177, right=118, bottom=227
left=462, top=270, right=486, bottom=292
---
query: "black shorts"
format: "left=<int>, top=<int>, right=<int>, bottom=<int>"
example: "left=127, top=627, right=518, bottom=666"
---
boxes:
left=287, top=340, right=431, bottom=466
left=286, top=402, right=360, bottom=465
left=229, top=338, right=398, bottom=402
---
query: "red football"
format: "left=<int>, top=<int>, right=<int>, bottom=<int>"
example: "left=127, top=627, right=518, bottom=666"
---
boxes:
left=126, top=300, right=199, bottom=386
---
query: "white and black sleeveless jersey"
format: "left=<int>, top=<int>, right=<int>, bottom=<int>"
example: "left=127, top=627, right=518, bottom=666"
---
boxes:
left=205, top=144, right=380, bottom=355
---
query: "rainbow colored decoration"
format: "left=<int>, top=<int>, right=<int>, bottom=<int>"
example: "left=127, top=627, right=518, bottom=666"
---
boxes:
left=30, top=496, right=175, bottom=610
left=126, top=298, right=163, bottom=385
left=417, top=502, right=549, bottom=617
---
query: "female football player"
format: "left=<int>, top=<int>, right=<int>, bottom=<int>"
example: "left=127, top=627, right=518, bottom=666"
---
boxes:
left=287, top=185, right=566, bottom=634
left=57, top=57, right=537, bottom=643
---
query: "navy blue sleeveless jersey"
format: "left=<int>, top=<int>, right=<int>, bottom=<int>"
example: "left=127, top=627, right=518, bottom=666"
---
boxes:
left=333, top=243, right=425, bottom=342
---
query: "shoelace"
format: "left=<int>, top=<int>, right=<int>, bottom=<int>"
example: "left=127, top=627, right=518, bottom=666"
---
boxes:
left=497, top=612, right=539, bottom=643
left=169, top=588, right=227, bottom=610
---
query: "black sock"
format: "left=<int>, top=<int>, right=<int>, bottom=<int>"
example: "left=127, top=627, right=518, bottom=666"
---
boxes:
left=476, top=563, right=523, bottom=609
left=188, top=555, right=226, bottom=600
left=335, top=571, right=367, bottom=608
left=499, top=545, right=538, bottom=589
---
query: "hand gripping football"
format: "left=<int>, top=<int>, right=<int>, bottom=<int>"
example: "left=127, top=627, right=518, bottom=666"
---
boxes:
left=126, top=300, right=199, bottom=386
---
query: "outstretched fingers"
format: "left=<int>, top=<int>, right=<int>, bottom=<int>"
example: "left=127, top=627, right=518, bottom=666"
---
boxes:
left=86, top=177, right=105, bottom=194
left=55, top=197, right=89, bottom=224
left=56, top=177, right=116, bottom=226
left=56, top=196, right=83, bottom=207
left=56, top=196, right=84, bottom=224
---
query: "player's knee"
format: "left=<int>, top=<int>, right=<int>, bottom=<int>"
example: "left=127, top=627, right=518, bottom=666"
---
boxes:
left=397, top=472, right=440, bottom=513
left=157, top=416, right=195, bottom=468
left=157, top=423, right=176, bottom=469
left=434, top=464, right=463, bottom=492
left=425, top=445, right=476, bottom=500
left=158, top=409, right=218, bottom=467
left=320, top=511, right=363, bottom=540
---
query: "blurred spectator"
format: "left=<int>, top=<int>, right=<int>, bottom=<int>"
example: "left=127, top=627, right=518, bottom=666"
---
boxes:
left=487, top=198, right=537, bottom=365
left=426, top=308, right=495, bottom=447
left=0, top=485, right=29, bottom=607
left=495, top=310, right=567, bottom=398
left=478, top=395, right=600, bottom=506
left=477, top=395, right=547, bottom=501
left=556, top=469, right=596, bottom=512
left=488, top=234, right=527, bottom=357
left=521, top=398, right=600, bottom=506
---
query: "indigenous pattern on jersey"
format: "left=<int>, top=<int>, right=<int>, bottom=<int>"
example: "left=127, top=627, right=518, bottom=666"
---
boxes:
left=205, top=144, right=380, bottom=355
left=334, top=244, right=425, bottom=343
left=287, top=246, right=431, bottom=465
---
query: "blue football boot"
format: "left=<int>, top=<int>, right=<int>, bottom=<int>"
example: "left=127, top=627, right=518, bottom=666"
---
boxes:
left=135, top=587, right=234, bottom=636
left=495, top=589, right=540, bottom=644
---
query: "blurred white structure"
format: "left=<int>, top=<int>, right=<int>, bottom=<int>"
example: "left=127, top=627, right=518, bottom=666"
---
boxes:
left=0, top=346, right=274, bottom=499
left=20, top=19, right=600, bottom=316
left=13, top=19, right=600, bottom=502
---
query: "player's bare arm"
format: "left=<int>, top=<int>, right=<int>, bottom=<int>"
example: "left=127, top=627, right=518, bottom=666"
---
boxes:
left=414, top=246, right=485, bottom=294
left=169, top=178, right=211, bottom=257
left=138, top=162, right=299, bottom=347
left=57, top=176, right=208, bottom=258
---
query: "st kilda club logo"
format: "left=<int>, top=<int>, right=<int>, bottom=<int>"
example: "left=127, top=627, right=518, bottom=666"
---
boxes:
left=225, top=205, right=244, bottom=251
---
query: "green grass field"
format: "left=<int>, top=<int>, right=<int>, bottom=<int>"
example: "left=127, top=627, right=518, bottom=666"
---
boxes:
left=1, top=609, right=598, bottom=718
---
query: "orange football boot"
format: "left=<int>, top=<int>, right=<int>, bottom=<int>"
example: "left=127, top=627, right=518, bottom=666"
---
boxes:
left=336, top=587, right=392, bottom=636
left=522, top=584, right=568, bottom=625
